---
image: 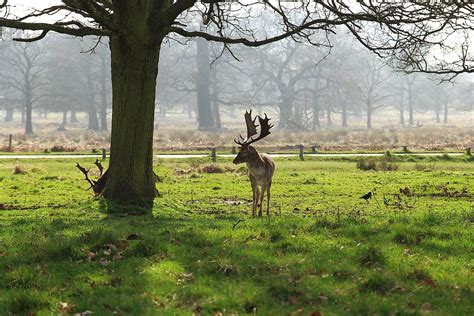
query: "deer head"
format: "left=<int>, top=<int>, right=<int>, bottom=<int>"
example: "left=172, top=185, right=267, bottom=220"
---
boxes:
left=233, top=110, right=273, bottom=164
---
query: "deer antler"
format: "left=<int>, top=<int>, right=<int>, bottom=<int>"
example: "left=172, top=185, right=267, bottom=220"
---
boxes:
left=234, top=110, right=258, bottom=146
left=94, top=159, right=104, bottom=177
left=76, top=163, right=95, bottom=191
left=234, top=111, right=273, bottom=146
left=76, top=162, right=107, bottom=195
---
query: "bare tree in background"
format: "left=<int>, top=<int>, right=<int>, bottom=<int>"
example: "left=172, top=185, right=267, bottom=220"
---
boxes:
left=0, top=39, right=46, bottom=134
left=1, top=1, right=473, bottom=206
left=352, top=59, right=392, bottom=129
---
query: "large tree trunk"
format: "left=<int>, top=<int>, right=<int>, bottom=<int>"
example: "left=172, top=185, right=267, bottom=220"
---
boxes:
left=4, top=108, right=13, bottom=122
left=102, top=5, right=162, bottom=205
left=195, top=37, right=214, bottom=130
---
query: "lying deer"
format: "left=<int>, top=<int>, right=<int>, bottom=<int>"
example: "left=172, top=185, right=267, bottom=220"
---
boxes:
left=233, top=110, right=275, bottom=217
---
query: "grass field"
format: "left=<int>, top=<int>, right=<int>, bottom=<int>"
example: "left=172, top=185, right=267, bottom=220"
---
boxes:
left=0, top=156, right=472, bottom=315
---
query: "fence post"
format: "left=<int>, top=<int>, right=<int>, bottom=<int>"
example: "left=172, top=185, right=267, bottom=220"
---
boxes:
left=211, top=148, right=217, bottom=162
left=299, top=145, right=304, bottom=161
left=231, top=146, right=237, bottom=155
left=8, top=134, right=12, bottom=152
left=101, top=148, right=107, bottom=161
left=466, top=147, right=472, bottom=156
left=402, top=146, right=409, bottom=153
left=311, top=145, right=317, bottom=154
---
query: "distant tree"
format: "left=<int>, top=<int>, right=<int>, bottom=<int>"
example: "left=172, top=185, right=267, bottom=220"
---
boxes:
left=0, top=39, right=46, bottom=134
left=352, top=58, right=392, bottom=129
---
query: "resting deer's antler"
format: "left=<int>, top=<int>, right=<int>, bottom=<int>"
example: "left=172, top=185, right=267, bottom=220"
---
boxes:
left=94, top=159, right=104, bottom=177
left=76, top=162, right=108, bottom=195
left=234, top=110, right=273, bottom=146
left=76, top=163, right=95, bottom=191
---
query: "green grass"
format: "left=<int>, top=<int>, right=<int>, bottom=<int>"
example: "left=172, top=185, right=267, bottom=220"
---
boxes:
left=0, top=157, right=473, bottom=315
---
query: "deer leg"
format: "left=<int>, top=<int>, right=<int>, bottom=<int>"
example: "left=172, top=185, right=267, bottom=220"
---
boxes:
left=250, top=175, right=258, bottom=217
left=266, top=181, right=272, bottom=217
left=258, top=184, right=266, bottom=217
left=254, top=187, right=260, bottom=217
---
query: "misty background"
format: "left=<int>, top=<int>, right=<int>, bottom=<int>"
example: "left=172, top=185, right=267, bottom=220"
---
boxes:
left=0, top=28, right=472, bottom=150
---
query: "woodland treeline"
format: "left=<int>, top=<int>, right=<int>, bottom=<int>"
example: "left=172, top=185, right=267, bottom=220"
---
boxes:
left=0, top=30, right=472, bottom=134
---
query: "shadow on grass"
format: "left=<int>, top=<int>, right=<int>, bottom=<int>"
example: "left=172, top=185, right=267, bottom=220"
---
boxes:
left=98, top=197, right=153, bottom=216
left=0, top=205, right=472, bottom=315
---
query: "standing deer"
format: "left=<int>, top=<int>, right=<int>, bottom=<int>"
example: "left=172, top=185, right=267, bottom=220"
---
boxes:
left=233, top=110, right=275, bottom=217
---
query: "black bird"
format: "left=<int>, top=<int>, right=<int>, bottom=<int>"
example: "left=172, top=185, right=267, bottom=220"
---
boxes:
left=360, top=192, right=372, bottom=202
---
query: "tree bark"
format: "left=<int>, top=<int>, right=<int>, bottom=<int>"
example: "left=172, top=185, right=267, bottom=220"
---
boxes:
left=195, top=37, right=214, bottom=130
left=102, top=5, right=163, bottom=205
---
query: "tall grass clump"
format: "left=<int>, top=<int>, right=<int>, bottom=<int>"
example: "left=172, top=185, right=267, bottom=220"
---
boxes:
left=356, top=157, right=399, bottom=171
